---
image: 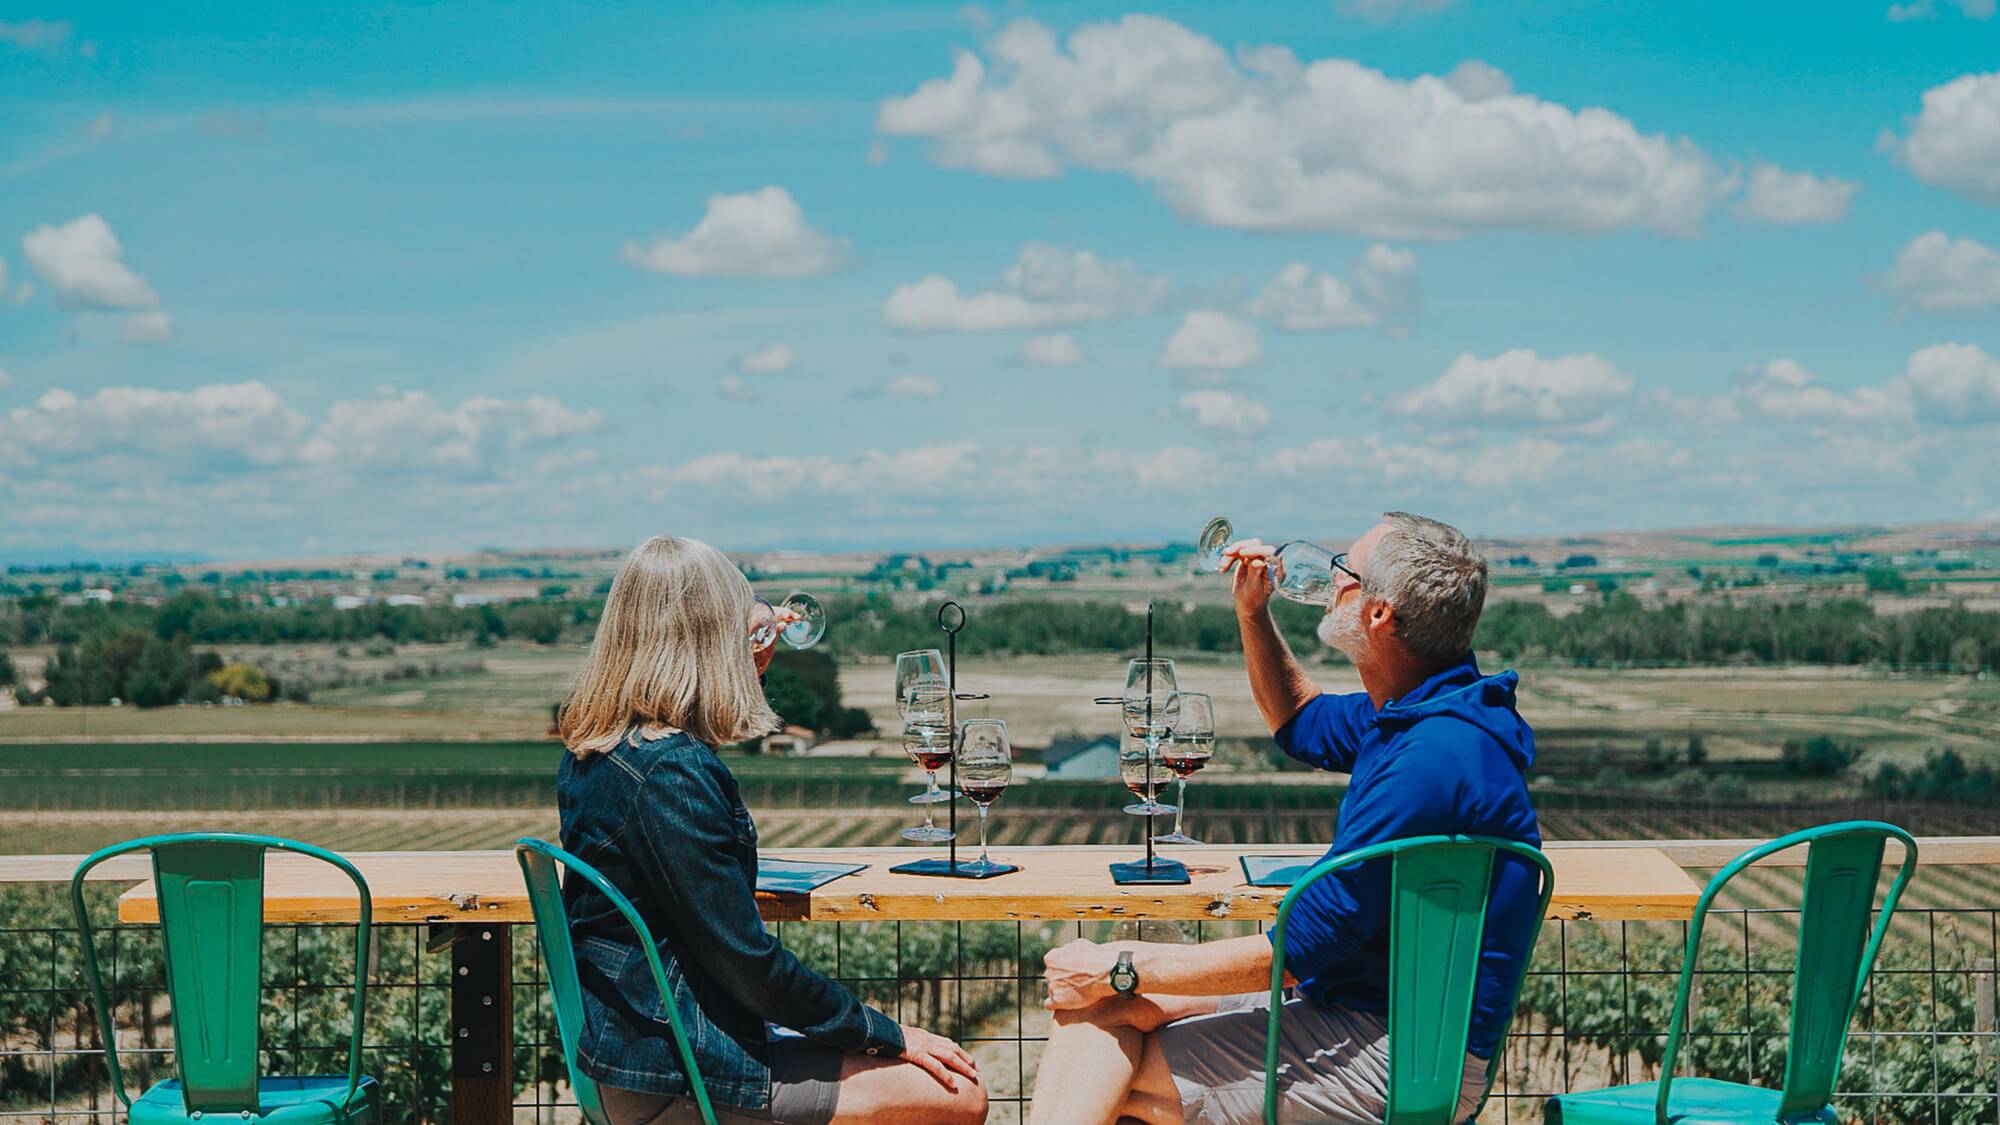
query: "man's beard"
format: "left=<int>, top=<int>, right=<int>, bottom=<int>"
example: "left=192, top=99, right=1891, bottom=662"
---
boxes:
left=1317, top=595, right=1369, bottom=662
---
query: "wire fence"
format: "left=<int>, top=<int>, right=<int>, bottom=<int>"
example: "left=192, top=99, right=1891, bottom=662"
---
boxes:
left=3, top=889, right=1997, bottom=1123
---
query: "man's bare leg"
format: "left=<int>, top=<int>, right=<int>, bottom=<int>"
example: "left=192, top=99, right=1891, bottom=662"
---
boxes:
left=1027, top=996, right=1216, bottom=1125
left=1113, top=1031, right=1187, bottom=1125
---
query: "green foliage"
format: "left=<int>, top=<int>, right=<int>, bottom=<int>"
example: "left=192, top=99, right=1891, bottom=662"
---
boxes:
left=1872, top=749, right=2000, bottom=806
left=1780, top=735, right=1859, bottom=777
left=813, top=594, right=1326, bottom=659
left=1475, top=596, right=2000, bottom=669
left=0, top=649, right=13, bottom=687
left=763, top=649, right=874, bottom=738
left=1865, top=567, right=1910, bottom=594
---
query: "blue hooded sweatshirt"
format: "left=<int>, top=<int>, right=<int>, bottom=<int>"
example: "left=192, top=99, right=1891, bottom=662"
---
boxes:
left=1271, top=653, right=1541, bottom=1059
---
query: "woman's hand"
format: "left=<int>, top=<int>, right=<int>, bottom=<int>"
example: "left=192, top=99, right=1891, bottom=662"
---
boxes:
left=898, top=1024, right=979, bottom=1092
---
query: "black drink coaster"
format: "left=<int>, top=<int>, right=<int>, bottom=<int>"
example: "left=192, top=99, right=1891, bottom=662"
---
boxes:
left=888, top=857, right=1021, bottom=879
left=1108, top=857, right=1191, bottom=885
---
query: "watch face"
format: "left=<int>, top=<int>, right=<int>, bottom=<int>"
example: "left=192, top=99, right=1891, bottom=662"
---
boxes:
left=1111, top=959, right=1137, bottom=993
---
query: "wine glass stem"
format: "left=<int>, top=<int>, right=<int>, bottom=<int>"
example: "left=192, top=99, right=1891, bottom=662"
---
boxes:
left=923, top=771, right=939, bottom=829
left=1172, top=777, right=1187, bottom=835
left=976, top=804, right=990, bottom=864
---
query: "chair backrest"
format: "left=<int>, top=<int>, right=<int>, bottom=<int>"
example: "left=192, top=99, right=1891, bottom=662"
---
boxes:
left=1653, top=821, right=1918, bottom=1125
left=514, top=838, right=716, bottom=1125
left=1266, top=835, right=1555, bottom=1125
left=69, top=832, right=371, bottom=1116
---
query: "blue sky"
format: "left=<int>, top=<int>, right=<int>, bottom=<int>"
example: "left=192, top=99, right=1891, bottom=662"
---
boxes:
left=2, top=1, right=1999, bottom=558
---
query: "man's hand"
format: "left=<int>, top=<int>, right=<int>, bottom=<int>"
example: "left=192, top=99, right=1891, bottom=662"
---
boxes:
left=1042, top=938, right=1121, bottom=1010
left=1222, top=538, right=1277, bottom=619
left=898, top=1024, right=979, bottom=1092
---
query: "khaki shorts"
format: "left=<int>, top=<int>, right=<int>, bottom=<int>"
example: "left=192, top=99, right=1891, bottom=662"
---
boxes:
left=598, top=1037, right=843, bottom=1125
left=1156, top=992, right=1490, bottom=1125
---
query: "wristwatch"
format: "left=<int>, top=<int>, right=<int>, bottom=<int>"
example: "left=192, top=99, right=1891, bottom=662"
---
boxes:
left=1109, top=950, right=1139, bottom=996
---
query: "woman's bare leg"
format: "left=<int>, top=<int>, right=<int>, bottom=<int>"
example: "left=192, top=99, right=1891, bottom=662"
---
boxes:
left=828, top=1054, right=988, bottom=1125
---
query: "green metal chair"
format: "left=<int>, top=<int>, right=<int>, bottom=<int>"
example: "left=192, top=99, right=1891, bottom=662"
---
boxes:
left=1265, top=835, right=1556, bottom=1125
left=70, top=832, right=377, bottom=1124
left=1542, top=820, right=1919, bottom=1125
left=514, top=837, right=717, bottom=1125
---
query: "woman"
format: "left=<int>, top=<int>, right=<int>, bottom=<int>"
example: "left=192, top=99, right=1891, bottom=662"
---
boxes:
left=557, top=536, right=986, bottom=1125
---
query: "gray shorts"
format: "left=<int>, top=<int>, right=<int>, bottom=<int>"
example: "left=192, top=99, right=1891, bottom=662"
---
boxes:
left=598, top=1037, right=843, bottom=1125
left=1156, top=992, right=1490, bottom=1125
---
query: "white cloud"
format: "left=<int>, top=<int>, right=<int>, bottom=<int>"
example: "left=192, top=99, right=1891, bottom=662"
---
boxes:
left=1393, top=350, right=1633, bottom=427
left=1731, top=163, right=1858, bottom=224
left=852, top=374, right=942, bottom=399
left=0, top=369, right=12, bottom=390
left=0, top=19, right=71, bottom=51
left=1018, top=333, right=1085, bottom=366
left=646, top=443, right=979, bottom=503
left=1903, top=341, right=2000, bottom=421
left=1161, top=310, right=1262, bottom=370
left=298, top=389, right=605, bottom=473
left=1730, top=358, right=1911, bottom=424
left=122, top=311, right=172, bottom=344
left=884, top=243, right=1167, bottom=331
left=717, top=375, right=756, bottom=401
left=0, top=382, right=307, bottom=472
left=21, top=214, right=159, bottom=309
left=1266, top=434, right=1562, bottom=488
left=735, top=342, right=796, bottom=374
left=86, top=112, right=114, bottom=140
left=1883, top=230, right=2000, bottom=313
left=620, top=186, right=850, bottom=278
left=1247, top=244, right=1419, bottom=331
left=876, top=16, right=1732, bottom=239
left=1882, top=71, right=2000, bottom=204
left=1888, top=0, right=1994, bottom=18
left=1178, top=389, right=1271, bottom=436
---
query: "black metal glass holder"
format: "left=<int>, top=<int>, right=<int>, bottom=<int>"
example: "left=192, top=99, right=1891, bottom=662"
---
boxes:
left=890, top=601, right=1020, bottom=880
left=1097, top=602, right=1190, bottom=886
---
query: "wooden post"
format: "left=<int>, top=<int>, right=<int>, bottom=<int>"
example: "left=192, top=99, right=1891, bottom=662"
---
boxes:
left=448, top=922, right=514, bottom=1125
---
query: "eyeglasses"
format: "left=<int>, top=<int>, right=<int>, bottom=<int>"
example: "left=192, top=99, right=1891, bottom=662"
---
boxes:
left=1329, top=552, right=1362, bottom=587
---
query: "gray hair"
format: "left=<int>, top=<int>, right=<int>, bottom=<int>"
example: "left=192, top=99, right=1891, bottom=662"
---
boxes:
left=1360, top=512, right=1488, bottom=665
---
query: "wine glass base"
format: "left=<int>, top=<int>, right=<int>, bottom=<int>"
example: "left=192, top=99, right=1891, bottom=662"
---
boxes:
left=899, top=825, right=956, bottom=843
left=888, top=857, right=1019, bottom=879
left=1108, top=858, right=1191, bottom=885
left=1151, top=831, right=1202, bottom=845
left=908, top=790, right=954, bottom=805
left=1121, top=801, right=1179, bottom=816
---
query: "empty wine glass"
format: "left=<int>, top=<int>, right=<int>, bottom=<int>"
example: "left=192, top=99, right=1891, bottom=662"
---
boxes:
left=1118, top=730, right=1179, bottom=818
left=898, top=670, right=955, bottom=844
left=894, top=650, right=947, bottom=715
left=1193, top=516, right=1355, bottom=606
left=751, top=592, right=828, bottom=649
left=1120, top=658, right=1180, bottom=818
left=1153, top=692, right=1214, bottom=846
left=956, top=719, right=1011, bottom=875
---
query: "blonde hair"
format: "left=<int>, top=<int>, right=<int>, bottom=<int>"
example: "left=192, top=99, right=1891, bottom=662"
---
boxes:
left=560, top=535, right=779, bottom=755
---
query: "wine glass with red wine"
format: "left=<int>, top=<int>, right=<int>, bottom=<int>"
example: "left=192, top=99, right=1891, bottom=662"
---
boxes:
left=1153, top=692, right=1213, bottom=845
left=956, top=719, right=1011, bottom=876
left=896, top=653, right=955, bottom=844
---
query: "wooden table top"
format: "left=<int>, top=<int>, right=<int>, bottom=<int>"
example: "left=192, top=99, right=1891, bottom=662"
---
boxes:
left=117, top=843, right=1699, bottom=926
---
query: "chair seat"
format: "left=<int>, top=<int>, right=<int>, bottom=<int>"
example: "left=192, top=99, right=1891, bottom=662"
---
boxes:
left=132, top=1075, right=379, bottom=1125
left=1544, top=1077, right=1834, bottom=1124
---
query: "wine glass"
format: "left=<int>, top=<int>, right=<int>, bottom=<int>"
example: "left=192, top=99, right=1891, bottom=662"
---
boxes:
left=898, top=672, right=955, bottom=844
left=894, top=649, right=947, bottom=715
left=750, top=592, right=828, bottom=649
left=956, top=719, right=1011, bottom=875
left=1120, top=658, right=1180, bottom=818
left=1118, top=730, right=1178, bottom=818
left=1193, top=515, right=1348, bottom=606
left=1153, top=692, right=1214, bottom=845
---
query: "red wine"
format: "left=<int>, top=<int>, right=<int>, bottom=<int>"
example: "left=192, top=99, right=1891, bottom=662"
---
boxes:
left=961, top=780, right=1008, bottom=805
left=1160, top=753, right=1209, bottom=778
left=1123, top=778, right=1154, bottom=798
left=912, top=749, right=953, bottom=771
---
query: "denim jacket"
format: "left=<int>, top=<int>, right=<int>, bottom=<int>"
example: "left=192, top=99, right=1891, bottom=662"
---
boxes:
left=556, top=730, right=903, bottom=1108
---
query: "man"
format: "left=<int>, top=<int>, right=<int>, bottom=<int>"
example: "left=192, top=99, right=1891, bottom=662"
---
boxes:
left=1027, top=512, right=1541, bottom=1125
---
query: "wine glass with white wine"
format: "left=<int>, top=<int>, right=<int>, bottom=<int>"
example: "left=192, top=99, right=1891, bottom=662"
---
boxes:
left=1194, top=516, right=1358, bottom=606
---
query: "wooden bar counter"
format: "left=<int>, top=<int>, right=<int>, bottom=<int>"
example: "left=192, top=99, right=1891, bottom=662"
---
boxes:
left=118, top=843, right=1699, bottom=927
